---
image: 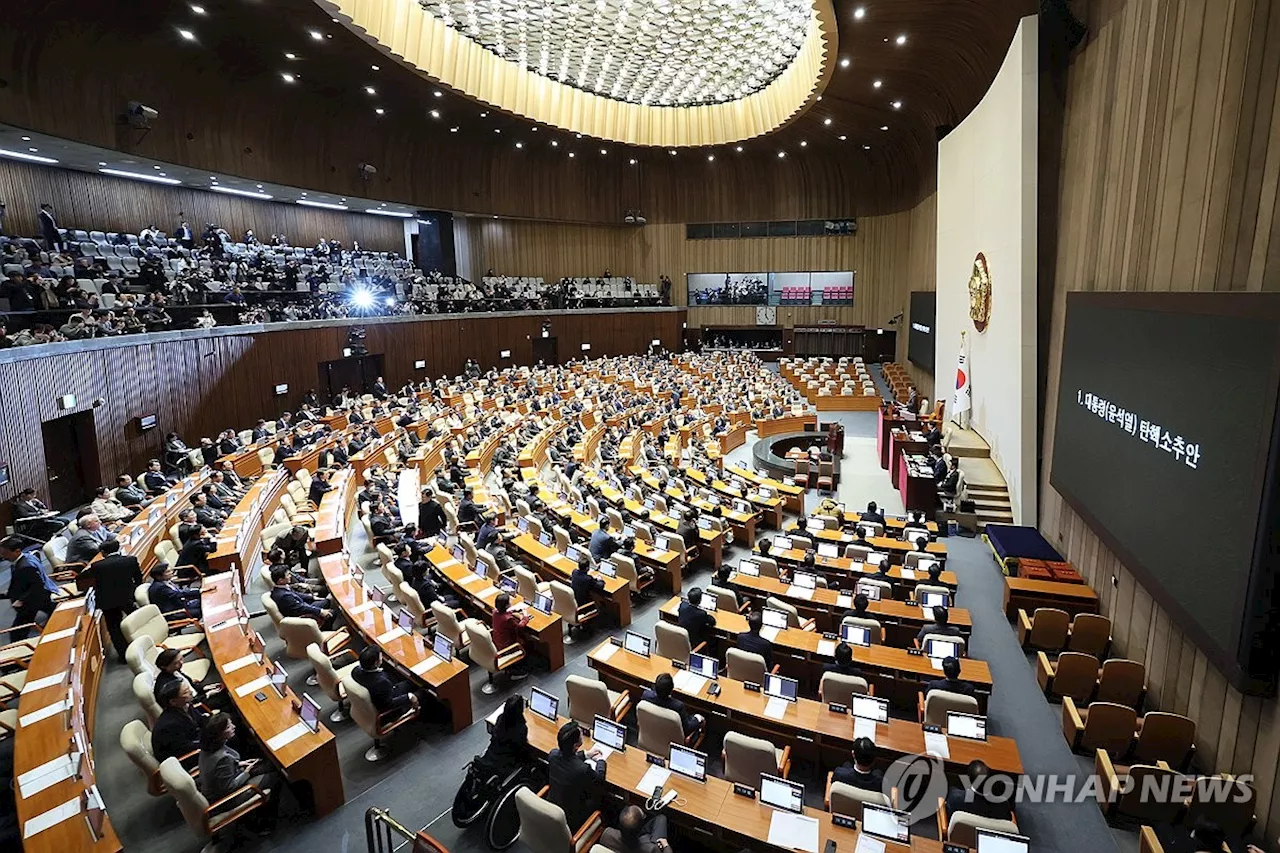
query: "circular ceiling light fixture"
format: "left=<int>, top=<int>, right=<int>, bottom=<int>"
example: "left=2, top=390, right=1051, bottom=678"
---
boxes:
left=417, top=0, right=813, bottom=107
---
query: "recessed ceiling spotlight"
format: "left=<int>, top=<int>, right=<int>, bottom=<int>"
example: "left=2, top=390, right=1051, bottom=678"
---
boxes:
left=449, top=126, right=459, bottom=132
left=777, top=151, right=786, bottom=158
left=365, top=86, right=376, bottom=95
left=706, top=154, right=715, bottom=161
left=29, top=148, right=39, bottom=153
left=371, top=64, right=380, bottom=70
left=863, top=144, right=872, bottom=150
left=157, top=172, right=166, bottom=176
left=873, top=79, right=882, bottom=89
left=839, top=57, right=850, bottom=68
left=531, top=126, right=539, bottom=132
left=735, top=146, right=743, bottom=152
left=309, top=29, right=324, bottom=40
left=628, top=158, right=637, bottom=165
left=854, top=6, right=865, bottom=19
left=576, top=133, right=583, bottom=139
left=599, top=148, right=607, bottom=155
left=799, top=140, right=807, bottom=147
left=99, top=161, right=107, bottom=166
left=551, top=140, right=559, bottom=147
left=281, top=72, right=296, bottom=83
left=178, top=29, right=196, bottom=40
left=256, top=184, right=263, bottom=188
left=892, top=100, right=902, bottom=109
left=669, top=149, right=677, bottom=156
left=896, top=34, right=907, bottom=45
left=494, top=128, right=501, bottom=133
left=284, top=52, right=297, bottom=60
left=515, top=142, right=523, bottom=148
left=375, top=107, right=385, bottom=115
left=434, top=90, right=443, bottom=97
left=153, top=165, right=162, bottom=170
left=880, top=125, right=888, bottom=131
left=480, top=111, right=488, bottom=117
left=823, top=118, right=832, bottom=126
left=20, top=136, right=30, bottom=141
left=816, top=95, right=823, bottom=101
left=190, top=4, right=206, bottom=14
left=430, top=109, right=440, bottom=118
left=568, top=152, right=576, bottom=158
left=838, top=135, right=847, bottom=140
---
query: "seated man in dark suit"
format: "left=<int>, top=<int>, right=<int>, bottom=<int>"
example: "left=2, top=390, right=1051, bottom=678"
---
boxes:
left=456, top=488, right=481, bottom=528
left=177, top=525, right=219, bottom=575
left=148, top=563, right=202, bottom=619
left=823, top=641, right=864, bottom=679
left=944, top=760, right=1014, bottom=821
left=862, top=501, right=886, bottom=526
left=640, top=672, right=704, bottom=737
left=269, top=565, right=335, bottom=629
left=571, top=554, right=604, bottom=606
left=676, top=587, right=716, bottom=650
left=923, top=656, right=975, bottom=698
left=0, top=536, right=57, bottom=640
left=190, top=493, right=224, bottom=532
left=922, top=423, right=943, bottom=445
left=143, top=458, right=177, bottom=495
left=308, top=470, right=333, bottom=507
left=601, top=804, right=670, bottom=853
left=548, top=721, right=607, bottom=832
left=916, top=605, right=964, bottom=645
left=832, top=737, right=884, bottom=793
left=352, top=646, right=419, bottom=717
left=151, top=677, right=209, bottom=763
left=735, top=609, right=773, bottom=669
left=930, top=446, right=948, bottom=483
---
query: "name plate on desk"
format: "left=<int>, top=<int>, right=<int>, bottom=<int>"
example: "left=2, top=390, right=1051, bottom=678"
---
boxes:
left=732, top=783, right=756, bottom=799
left=828, top=702, right=849, bottom=715
left=645, top=754, right=666, bottom=767
left=671, top=660, right=687, bottom=670
left=743, top=681, right=761, bottom=693
left=832, top=814, right=857, bottom=830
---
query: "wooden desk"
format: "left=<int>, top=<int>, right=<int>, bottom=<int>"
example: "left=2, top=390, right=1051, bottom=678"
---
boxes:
left=687, top=469, right=785, bottom=528
left=636, top=469, right=760, bottom=547
left=201, top=574, right=345, bottom=815
left=14, top=600, right=119, bottom=853
left=897, top=453, right=938, bottom=514
left=843, top=512, right=939, bottom=536
left=424, top=544, right=565, bottom=671
left=115, top=472, right=209, bottom=573
left=725, top=572, right=971, bottom=644
left=766, top=548, right=958, bottom=596
left=222, top=439, right=277, bottom=479
left=716, top=422, right=749, bottom=456
left=316, top=554, right=474, bottom=732
left=510, top=705, right=945, bottom=853
left=209, top=470, right=288, bottom=577
left=588, top=640, right=1021, bottom=776
left=723, top=464, right=805, bottom=516
left=1003, top=576, right=1100, bottom=619
left=877, top=406, right=913, bottom=470
left=754, top=413, right=818, bottom=438
left=657, top=598, right=993, bottom=710
left=312, top=469, right=354, bottom=556
left=888, top=430, right=930, bottom=489
left=779, top=527, right=948, bottom=564
left=506, top=532, right=633, bottom=627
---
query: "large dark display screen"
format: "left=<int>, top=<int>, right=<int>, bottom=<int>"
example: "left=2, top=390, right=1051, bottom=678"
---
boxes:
left=1051, top=293, right=1280, bottom=690
left=908, top=291, right=936, bottom=371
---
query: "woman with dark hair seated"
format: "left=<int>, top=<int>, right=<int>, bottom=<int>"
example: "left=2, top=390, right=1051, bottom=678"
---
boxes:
left=197, top=712, right=280, bottom=831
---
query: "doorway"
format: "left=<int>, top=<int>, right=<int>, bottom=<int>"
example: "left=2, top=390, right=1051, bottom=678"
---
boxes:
left=320, top=353, right=386, bottom=402
left=532, top=335, right=558, bottom=366
left=41, top=411, right=100, bottom=511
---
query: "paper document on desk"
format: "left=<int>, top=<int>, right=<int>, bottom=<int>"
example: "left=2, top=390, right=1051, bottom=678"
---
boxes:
left=924, top=732, right=951, bottom=759
left=459, top=573, right=483, bottom=587
left=900, top=568, right=916, bottom=579
left=20, top=698, right=70, bottom=728
left=411, top=656, right=444, bottom=676
left=20, top=671, right=67, bottom=695
left=853, top=716, right=878, bottom=743
left=267, top=721, right=312, bottom=751
left=478, top=586, right=501, bottom=600
left=38, top=627, right=77, bottom=645
left=349, top=600, right=379, bottom=616
left=376, top=627, right=408, bottom=644
left=836, top=594, right=853, bottom=609
left=637, top=764, right=671, bottom=794
left=816, top=640, right=837, bottom=657
left=929, top=657, right=945, bottom=671
left=594, top=643, right=619, bottom=663
left=54, top=599, right=85, bottom=613
left=224, top=654, right=259, bottom=673
left=437, top=558, right=459, bottom=570
left=763, top=696, right=789, bottom=720
left=673, top=669, right=708, bottom=695
left=210, top=617, right=249, bottom=633
left=592, top=745, right=615, bottom=763
left=330, top=572, right=354, bottom=583
left=786, top=585, right=813, bottom=600
left=760, top=626, right=781, bottom=642
left=205, top=602, right=234, bottom=617
left=17, top=753, right=78, bottom=797
left=855, top=833, right=886, bottom=853
left=235, top=675, right=272, bottom=697
left=22, top=795, right=82, bottom=839
left=768, top=811, right=819, bottom=853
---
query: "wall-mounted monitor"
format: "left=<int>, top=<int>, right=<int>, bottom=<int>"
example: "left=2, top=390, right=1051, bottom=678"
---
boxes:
left=138, top=414, right=158, bottom=431
left=908, top=291, right=936, bottom=372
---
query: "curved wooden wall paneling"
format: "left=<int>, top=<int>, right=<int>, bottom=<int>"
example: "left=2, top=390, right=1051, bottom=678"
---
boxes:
left=0, top=310, right=683, bottom=528
left=1039, top=0, right=1280, bottom=838
left=0, top=160, right=404, bottom=253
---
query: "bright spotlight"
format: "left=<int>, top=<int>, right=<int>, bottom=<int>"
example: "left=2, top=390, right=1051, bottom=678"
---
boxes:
left=384, top=297, right=396, bottom=307
left=351, top=290, right=375, bottom=310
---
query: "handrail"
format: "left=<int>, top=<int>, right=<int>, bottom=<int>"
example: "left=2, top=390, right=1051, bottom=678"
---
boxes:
left=364, top=807, right=449, bottom=853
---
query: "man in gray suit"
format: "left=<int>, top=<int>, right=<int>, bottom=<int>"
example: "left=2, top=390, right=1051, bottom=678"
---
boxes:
left=601, top=805, right=672, bottom=853
left=65, top=513, right=116, bottom=564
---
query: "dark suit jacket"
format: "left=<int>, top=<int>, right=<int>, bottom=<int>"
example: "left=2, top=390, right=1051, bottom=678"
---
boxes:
left=7, top=553, right=53, bottom=614
left=735, top=630, right=774, bottom=669
left=178, top=537, right=217, bottom=572
left=924, top=677, right=975, bottom=697
left=149, top=580, right=198, bottom=614
left=945, top=785, right=1014, bottom=821
left=832, top=763, right=884, bottom=792
left=547, top=747, right=607, bottom=831
left=640, top=688, right=697, bottom=734
left=352, top=666, right=413, bottom=715
left=144, top=471, right=174, bottom=494
left=570, top=568, right=604, bottom=605
left=677, top=600, right=716, bottom=648
left=88, top=554, right=143, bottom=610
left=270, top=585, right=324, bottom=620
left=152, top=705, right=208, bottom=763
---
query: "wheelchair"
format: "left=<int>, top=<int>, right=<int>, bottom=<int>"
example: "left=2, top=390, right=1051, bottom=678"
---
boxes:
left=451, top=754, right=541, bottom=850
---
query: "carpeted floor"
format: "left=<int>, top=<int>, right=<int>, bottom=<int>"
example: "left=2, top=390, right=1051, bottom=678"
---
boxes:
left=8, top=372, right=1135, bottom=853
